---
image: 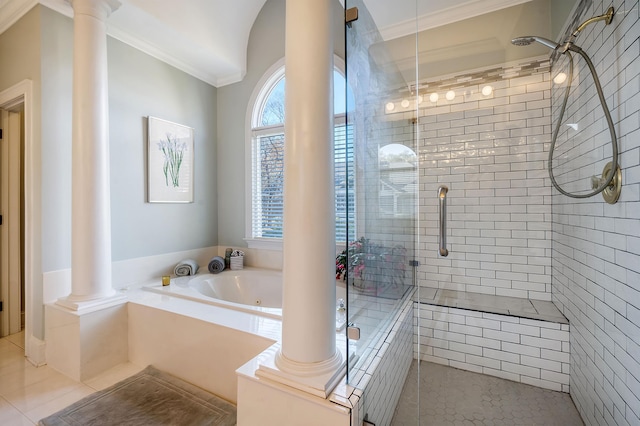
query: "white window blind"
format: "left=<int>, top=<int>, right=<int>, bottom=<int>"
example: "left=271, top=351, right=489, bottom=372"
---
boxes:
left=251, top=129, right=285, bottom=238
left=334, top=120, right=355, bottom=243
left=250, top=69, right=354, bottom=244
left=251, top=119, right=354, bottom=242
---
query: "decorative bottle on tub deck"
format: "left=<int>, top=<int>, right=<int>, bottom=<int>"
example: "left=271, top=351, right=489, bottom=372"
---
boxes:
left=225, top=248, right=232, bottom=269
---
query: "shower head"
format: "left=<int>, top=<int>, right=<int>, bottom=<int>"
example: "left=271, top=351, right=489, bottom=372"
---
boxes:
left=511, top=36, right=560, bottom=50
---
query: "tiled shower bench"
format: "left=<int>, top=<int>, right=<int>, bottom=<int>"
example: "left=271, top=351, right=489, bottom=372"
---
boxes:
left=415, top=289, right=570, bottom=392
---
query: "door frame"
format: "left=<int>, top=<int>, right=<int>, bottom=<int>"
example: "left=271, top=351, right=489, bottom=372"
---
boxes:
left=0, top=107, right=22, bottom=337
left=0, top=80, right=40, bottom=363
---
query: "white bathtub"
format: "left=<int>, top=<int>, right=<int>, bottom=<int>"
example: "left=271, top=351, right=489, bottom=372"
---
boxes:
left=191, top=269, right=283, bottom=308
left=142, top=267, right=347, bottom=327
left=130, top=267, right=350, bottom=405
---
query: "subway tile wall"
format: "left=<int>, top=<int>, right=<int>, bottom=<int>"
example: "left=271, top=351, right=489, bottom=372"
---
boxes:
left=415, top=64, right=554, bottom=300
left=414, top=303, right=571, bottom=393
left=350, top=0, right=640, bottom=423
left=350, top=298, right=414, bottom=426
left=380, top=58, right=554, bottom=300
left=550, top=0, right=640, bottom=425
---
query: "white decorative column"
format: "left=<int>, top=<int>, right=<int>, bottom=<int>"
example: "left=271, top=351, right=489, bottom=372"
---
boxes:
left=46, top=0, right=128, bottom=382
left=255, top=0, right=344, bottom=398
left=57, top=0, right=123, bottom=310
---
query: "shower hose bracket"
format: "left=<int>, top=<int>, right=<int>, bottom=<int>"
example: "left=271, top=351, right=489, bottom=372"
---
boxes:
left=598, top=161, right=622, bottom=204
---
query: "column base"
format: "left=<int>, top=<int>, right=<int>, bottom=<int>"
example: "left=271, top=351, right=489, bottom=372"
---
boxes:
left=56, top=292, right=126, bottom=312
left=255, top=343, right=346, bottom=398
left=45, top=297, right=128, bottom=381
left=238, top=342, right=351, bottom=426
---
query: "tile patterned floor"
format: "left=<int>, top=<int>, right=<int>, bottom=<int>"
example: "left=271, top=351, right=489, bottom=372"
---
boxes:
left=391, top=360, right=584, bottom=426
left=0, top=331, right=143, bottom=425
left=2, top=332, right=584, bottom=425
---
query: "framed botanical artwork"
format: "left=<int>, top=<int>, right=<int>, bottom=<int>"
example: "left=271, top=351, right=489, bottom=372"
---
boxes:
left=147, top=116, right=194, bottom=203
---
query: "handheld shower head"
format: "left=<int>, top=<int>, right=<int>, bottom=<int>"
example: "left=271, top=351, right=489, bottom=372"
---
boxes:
left=511, top=36, right=560, bottom=50
left=511, top=36, right=535, bottom=46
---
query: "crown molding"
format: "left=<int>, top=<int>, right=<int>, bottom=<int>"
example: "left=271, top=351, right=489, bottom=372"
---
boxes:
left=379, top=0, right=533, bottom=40
left=0, top=0, right=38, bottom=34
left=1, top=0, right=243, bottom=87
left=105, top=24, right=239, bottom=87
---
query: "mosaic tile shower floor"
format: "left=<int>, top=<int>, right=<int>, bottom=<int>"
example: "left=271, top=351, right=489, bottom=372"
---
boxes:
left=391, top=361, right=583, bottom=426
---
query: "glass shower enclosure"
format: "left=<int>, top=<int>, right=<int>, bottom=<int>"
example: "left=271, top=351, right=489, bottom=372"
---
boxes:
left=343, top=0, right=584, bottom=424
left=344, top=0, right=421, bottom=423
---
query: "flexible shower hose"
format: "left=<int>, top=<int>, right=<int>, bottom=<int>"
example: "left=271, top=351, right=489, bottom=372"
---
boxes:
left=548, top=45, right=619, bottom=198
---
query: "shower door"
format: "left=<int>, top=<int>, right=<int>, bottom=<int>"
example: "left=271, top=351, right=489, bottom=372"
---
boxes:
left=344, top=0, right=420, bottom=423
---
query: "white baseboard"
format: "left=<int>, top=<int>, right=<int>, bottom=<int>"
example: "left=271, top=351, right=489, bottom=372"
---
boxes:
left=26, top=335, right=46, bottom=366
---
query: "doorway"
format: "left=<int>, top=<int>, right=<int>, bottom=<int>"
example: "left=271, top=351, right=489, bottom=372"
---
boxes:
left=0, top=80, right=37, bottom=362
left=0, top=103, right=24, bottom=339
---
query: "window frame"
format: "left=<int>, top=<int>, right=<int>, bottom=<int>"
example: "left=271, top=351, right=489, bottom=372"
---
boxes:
left=244, top=56, right=349, bottom=251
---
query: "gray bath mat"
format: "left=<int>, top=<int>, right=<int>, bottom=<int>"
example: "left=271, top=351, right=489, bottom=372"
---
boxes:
left=39, top=365, right=236, bottom=426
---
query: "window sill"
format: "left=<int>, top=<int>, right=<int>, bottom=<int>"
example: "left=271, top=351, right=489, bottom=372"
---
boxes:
left=245, top=237, right=347, bottom=254
left=244, top=238, right=283, bottom=251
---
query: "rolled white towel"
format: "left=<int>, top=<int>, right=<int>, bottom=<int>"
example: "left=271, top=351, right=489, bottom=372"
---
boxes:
left=174, top=258, right=199, bottom=276
left=208, top=256, right=226, bottom=274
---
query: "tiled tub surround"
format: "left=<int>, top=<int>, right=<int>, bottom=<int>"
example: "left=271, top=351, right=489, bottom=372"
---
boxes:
left=549, top=0, right=640, bottom=425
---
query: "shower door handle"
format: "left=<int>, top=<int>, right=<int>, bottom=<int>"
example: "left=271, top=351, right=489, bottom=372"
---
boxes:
left=438, top=186, right=449, bottom=257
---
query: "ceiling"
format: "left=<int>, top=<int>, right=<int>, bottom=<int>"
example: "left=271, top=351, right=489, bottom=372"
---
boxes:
left=0, top=0, right=555, bottom=88
left=369, top=0, right=572, bottom=87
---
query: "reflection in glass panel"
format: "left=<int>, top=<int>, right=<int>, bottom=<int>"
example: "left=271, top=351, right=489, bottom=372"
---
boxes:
left=379, top=143, right=417, bottom=217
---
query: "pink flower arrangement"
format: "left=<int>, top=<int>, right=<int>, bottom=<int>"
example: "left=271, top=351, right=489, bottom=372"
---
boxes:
left=335, top=237, right=407, bottom=284
left=335, top=238, right=365, bottom=280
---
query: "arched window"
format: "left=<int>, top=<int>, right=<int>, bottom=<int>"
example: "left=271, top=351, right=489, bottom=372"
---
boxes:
left=247, top=60, right=354, bottom=248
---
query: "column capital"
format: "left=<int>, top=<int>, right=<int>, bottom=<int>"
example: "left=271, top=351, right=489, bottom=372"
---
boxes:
left=66, top=0, right=121, bottom=20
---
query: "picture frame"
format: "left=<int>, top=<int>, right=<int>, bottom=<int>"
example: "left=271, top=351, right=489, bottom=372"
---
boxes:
left=147, top=116, right=194, bottom=203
